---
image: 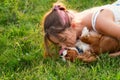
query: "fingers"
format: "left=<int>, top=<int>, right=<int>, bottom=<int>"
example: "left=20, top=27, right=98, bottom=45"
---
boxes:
left=109, top=52, right=120, bottom=57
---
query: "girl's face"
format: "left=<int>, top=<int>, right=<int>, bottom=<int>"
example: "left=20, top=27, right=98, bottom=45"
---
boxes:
left=49, top=28, right=77, bottom=48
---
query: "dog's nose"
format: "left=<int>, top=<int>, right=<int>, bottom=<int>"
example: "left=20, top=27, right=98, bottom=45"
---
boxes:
left=59, top=53, right=63, bottom=58
left=60, top=53, right=63, bottom=56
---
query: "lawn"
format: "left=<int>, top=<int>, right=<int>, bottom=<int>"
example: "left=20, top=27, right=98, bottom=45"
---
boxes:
left=0, top=0, right=120, bottom=80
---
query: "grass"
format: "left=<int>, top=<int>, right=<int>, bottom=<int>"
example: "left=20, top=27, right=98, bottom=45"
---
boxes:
left=0, top=0, right=120, bottom=80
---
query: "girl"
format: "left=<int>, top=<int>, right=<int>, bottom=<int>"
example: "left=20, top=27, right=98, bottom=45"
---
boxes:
left=43, top=0, right=120, bottom=56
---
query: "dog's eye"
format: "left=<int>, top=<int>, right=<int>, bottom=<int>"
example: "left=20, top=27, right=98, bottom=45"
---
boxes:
left=67, top=48, right=71, bottom=50
left=64, top=48, right=68, bottom=50
left=65, top=54, right=68, bottom=57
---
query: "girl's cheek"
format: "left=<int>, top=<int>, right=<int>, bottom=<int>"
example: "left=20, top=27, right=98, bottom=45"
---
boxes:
left=71, top=22, right=76, bottom=28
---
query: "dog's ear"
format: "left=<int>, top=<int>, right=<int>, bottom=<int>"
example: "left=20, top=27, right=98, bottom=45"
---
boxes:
left=65, top=50, right=78, bottom=62
left=67, top=50, right=78, bottom=56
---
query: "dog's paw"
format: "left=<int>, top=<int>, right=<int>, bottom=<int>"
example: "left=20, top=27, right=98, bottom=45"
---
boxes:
left=82, top=56, right=97, bottom=63
left=81, top=27, right=89, bottom=37
left=77, top=55, right=85, bottom=60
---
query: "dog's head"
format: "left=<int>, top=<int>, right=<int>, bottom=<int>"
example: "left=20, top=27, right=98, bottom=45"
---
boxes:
left=59, top=47, right=83, bottom=62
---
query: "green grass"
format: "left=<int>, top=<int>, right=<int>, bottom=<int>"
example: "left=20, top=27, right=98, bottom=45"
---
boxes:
left=0, top=0, right=120, bottom=80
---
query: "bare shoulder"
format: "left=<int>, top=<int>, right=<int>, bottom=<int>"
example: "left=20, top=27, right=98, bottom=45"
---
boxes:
left=98, top=9, right=114, bottom=20
left=95, top=9, right=114, bottom=31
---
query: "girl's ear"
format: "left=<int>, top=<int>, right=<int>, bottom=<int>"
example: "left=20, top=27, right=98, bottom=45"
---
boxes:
left=71, top=22, right=76, bottom=29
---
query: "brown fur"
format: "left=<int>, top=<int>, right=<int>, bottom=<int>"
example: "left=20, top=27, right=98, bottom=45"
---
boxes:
left=80, top=31, right=120, bottom=54
left=64, top=50, right=97, bottom=62
left=64, top=31, right=120, bottom=62
left=64, top=49, right=78, bottom=62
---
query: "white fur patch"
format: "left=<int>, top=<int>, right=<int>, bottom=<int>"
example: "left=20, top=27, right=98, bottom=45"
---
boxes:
left=75, top=40, right=90, bottom=52
left=81, top=27, right=89, bottom=37
left=78, top=27, right=90, bottom=52
left=61, top=50, right=67, bottom=62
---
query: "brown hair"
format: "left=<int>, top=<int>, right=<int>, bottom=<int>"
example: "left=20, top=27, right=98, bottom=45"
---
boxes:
left=43, top=3, right=71, bottom=56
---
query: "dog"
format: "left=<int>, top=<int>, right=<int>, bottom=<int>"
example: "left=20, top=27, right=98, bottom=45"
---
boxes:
left=59, top=40, right=91, bottom=62
left=60, top=27, right=120, bottom=62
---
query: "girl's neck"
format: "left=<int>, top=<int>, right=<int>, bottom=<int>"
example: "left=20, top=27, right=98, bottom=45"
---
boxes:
left=71, top=19, right=85, bottom=38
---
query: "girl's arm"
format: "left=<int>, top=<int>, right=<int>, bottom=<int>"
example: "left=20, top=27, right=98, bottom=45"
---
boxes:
left=96, top=9, right=120, bottom=40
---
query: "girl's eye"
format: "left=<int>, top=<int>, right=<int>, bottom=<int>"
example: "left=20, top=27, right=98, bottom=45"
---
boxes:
left=54, top=42, right=59, bottom=45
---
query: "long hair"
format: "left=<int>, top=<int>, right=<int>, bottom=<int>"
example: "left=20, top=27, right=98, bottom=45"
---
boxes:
left=43, top=3, right=71, bottom=56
